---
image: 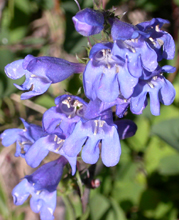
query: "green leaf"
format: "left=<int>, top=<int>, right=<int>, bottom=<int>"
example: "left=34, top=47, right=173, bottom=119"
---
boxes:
left=112, top=180, right=145, bottom=205
left=127, top=116, right=150, bottom=151
left=0, top=181, right=10, bottom=219
left=158, top=154, right=179, bottom=175
left=144, top=136, right=177, bottom=174
left=62, top=195, right=76, bottom=220
left=174, top=0, right=179, bottom=6
left=151, top=118, right=179, bottom=150
left=139, top=189, right=160, bottom=211
left=89, top=194, right=110, bottom=220
left=109, top=198, right=127, bottom=220
left=152, top=105, right=179, bottom=124
left=80, top=206, right=90, bottom=220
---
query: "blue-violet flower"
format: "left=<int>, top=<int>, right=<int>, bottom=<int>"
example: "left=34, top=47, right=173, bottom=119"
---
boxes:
left=5, top=55, right=85, bottom=99
left=72, top=8, right=104, bottom=36
left=0, top=118, right=46, bottom=158
left=12, top=156, right=67, bottom=220
left=83, top=42, right=138, bottom=102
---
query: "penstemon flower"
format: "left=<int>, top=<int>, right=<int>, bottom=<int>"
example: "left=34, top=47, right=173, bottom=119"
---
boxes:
left=130, top=66, right=176, bottom=115
left=72, top=8, right=104, bottom=36
left=83, top=42, right=139, bottom=102
left=0, top=1, right=176, bottom=219
left=136, top=18, right=175, bottom=60
left=12, top=156, right=67, bottom=220
left=4, top=55, right=85, bottom=99
left=42, top=94, right=87, bottom=137
left=0, top=118, right=46, bottom=157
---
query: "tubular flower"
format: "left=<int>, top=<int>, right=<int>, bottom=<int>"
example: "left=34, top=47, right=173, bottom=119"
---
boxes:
left=43, top=94, right=87, bottom=138
left=63, top=109, right=137, bottom=167
left=111, top=19, right=142, bottom=41
left=130, top=66, right=176, bottom=115
left=72, top=8, right=104, bottom=36
left=12, top=156, right=67, bottom=220
left=4, top=55, right=85, bottom=99
left=112, top=38, right=158, bottom=78
left=0, top=118, right=46, bottom=158
left=84, top=95, right=130, bottom=120
left=83, top=42, right=138, bottom=102
left=24, top=133, right=77, bottom=175
left=136, top=18, right=175, bottom=60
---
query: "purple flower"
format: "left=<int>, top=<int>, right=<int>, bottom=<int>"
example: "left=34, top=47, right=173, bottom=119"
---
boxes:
left=72, top=8, right=104, bottom=36
left=111, top=19, right=141, bottom=41
left=130, top=66, right=176, bottom=115
left=112, top=38, right=158, bottom=78
left=4, top=55, right=85, bottom=99
left=84, top=96, right=130, bottom=120
left=115, top=119, right=137, bottom=139
left=12, top=156, right=67, bottom=220
left=63, top=109, right=137, bottom=167
left=83, top=42, right=138, bottom=102
left=43, top=94, right=87, bottom=138
left=136, top=18, right=175, bottom=60
left=25, top=133, right=77, bottom=175
left=0, top=118, right=46, bottom=158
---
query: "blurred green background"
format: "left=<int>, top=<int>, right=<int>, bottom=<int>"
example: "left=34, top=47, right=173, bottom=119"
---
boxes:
left=0, top=0, right=179, bottom=219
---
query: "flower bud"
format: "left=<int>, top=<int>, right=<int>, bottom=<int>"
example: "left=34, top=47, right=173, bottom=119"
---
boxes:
left=72, top=8, right=104, bottom=36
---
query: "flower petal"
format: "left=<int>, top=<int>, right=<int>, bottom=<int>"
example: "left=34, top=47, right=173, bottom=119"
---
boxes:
left=63, top=121, right=87, bottom=157
left=81, top=137, right=100, bottom=164
left=97, top=67, right=119, bottom=102
left=159, top=78, right=176, bottom=105
left=12, top=179, right=31, bottom=205
left=27, top=56, right=85, bottom=83
left=1, top=128, right=22, bottom=146
left=25, top=136, right=50, bottom=168
left=115, top=119, right=137, bottom=139
left=101, top=126, right=121, bottom=166
left=4, top=60, right=28, bottom=79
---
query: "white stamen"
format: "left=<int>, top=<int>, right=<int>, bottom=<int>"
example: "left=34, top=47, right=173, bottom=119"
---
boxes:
left=148, top=82, right=154, bottom=88
left=30, top=74, right=36, bottom=78
left=73, top=100, right=83, bottom=108
left=57, top=139, right=63, bottom=145
left=55, top=139, right=64, bottom=151
left=153, top=76, right=158, bottom=80
left=54, top=135, right=58, bottom=142
left=93, top=120, right=105, bottom=135
left=94, top=120, right=98, bottom=135
left=149, top=37, right=156, bottom=45
left=149, top=37, right=154, bottom=42
left=99, top=121, right=105, bottom=127
left=62, top=99, right=71, bottom=108
left=130, top=47, right=136, bottom=53
left=36, top=190, right=41, bottom=195
left=155, top=25, right=160, bottom=32
left=21, top=141, right=32, bottom=145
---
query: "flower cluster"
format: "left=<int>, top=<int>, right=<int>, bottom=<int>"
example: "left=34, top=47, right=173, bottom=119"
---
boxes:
left=0, top=4, right=176, bottom=220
